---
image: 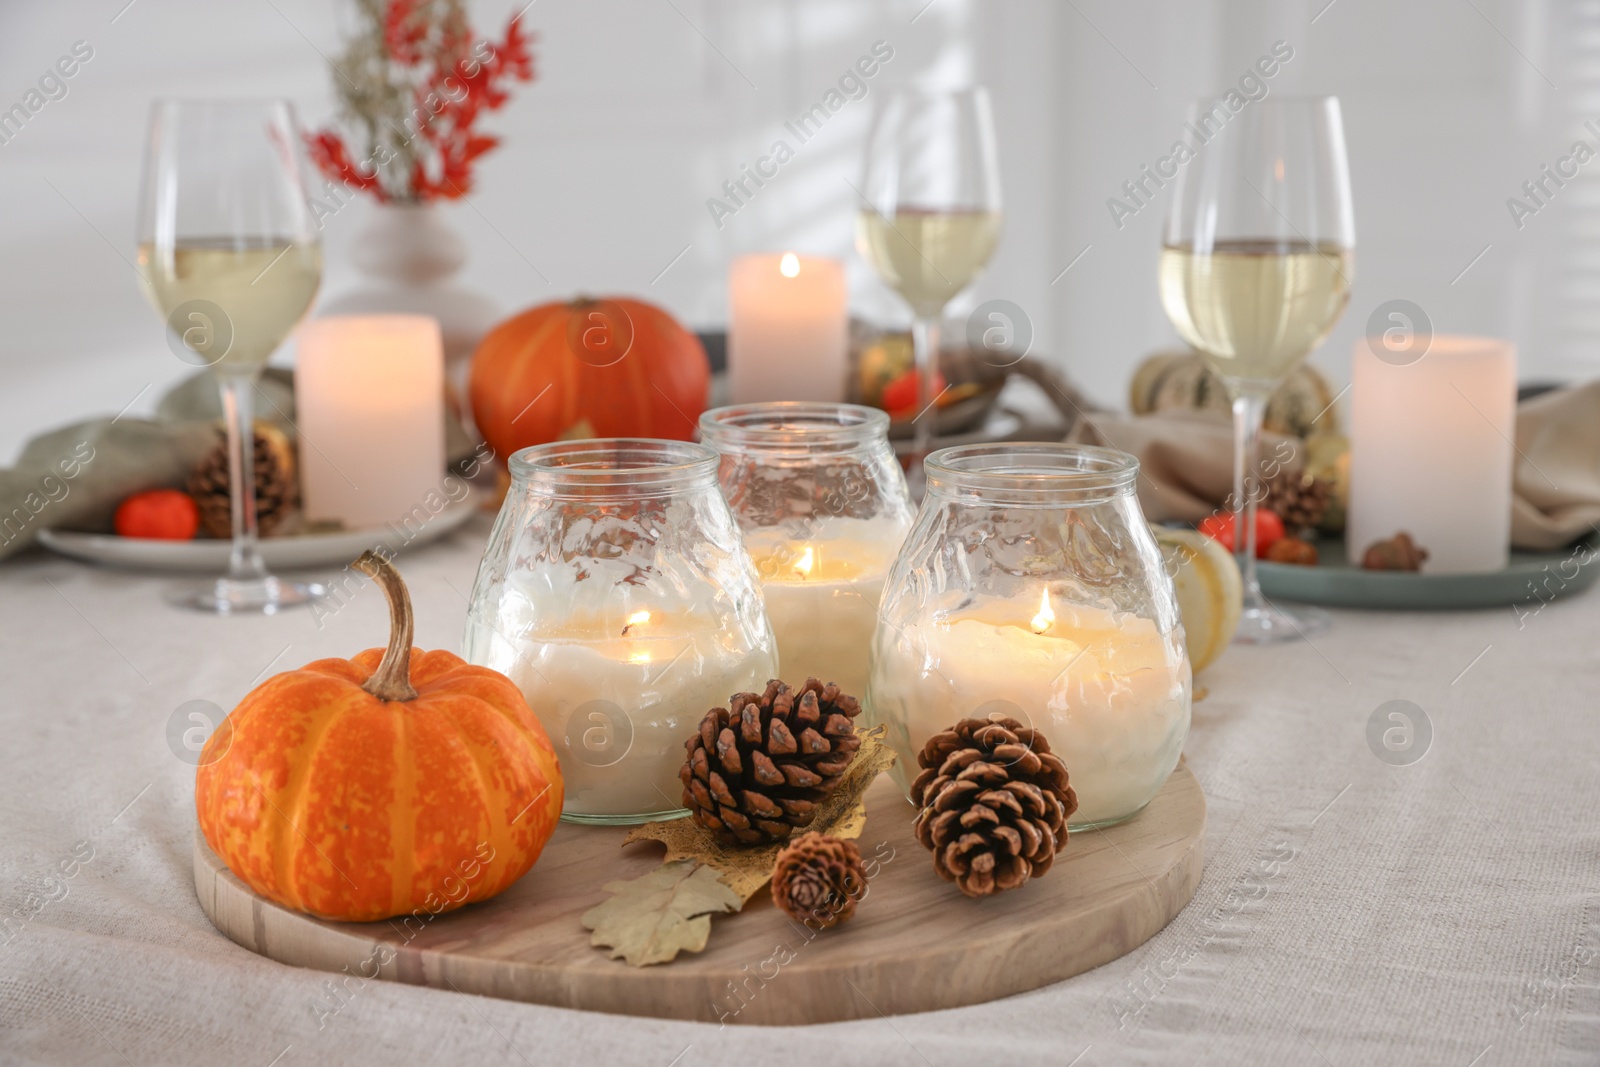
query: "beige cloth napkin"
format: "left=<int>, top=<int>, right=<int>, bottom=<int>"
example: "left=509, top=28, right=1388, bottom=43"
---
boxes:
left=1070, top=380, right=1600, bottom=551
left=1511, top=379, right=1600, bottom=549
left=1069, top=408, right=1301, bottom=525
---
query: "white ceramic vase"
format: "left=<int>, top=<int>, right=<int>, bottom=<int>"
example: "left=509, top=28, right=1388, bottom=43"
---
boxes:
left=319, top=202, right=501, bottom=375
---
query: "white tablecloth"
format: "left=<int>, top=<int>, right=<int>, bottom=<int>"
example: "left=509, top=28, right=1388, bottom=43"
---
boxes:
left=3, top=515, right=1597, bottom=1066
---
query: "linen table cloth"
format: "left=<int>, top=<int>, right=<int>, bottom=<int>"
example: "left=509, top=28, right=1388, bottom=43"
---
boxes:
left=2, top=515, right=1596, bottom=1066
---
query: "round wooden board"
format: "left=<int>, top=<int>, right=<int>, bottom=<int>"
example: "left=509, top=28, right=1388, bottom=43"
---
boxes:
left=194, top=764, right=1204, bottom=1026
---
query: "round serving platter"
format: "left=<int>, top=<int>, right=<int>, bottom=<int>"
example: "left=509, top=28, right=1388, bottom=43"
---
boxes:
left=1257, top=536, right=1599, bottom=610
left=38, top=493, right=479, bottom=573
left=194, top=764, right=1204, bottom=1025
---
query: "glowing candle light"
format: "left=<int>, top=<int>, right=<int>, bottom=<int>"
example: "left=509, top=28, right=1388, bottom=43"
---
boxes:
left=1031, top=587, right=1055, bottom=634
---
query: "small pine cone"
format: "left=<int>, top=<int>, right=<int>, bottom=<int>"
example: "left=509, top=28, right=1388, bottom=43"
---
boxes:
left=770, top=832, right=866, bottom=929
left=188, top=421, right=298, bottom=539
left=910, top=717, right=1077, bottom=897
left=681, top=679, right=863, bottom=845
left=1264, top=472, right=1332, bottom=535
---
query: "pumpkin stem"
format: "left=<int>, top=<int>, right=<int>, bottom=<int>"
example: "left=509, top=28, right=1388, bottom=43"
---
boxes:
left=353, top=551, right=419, bottom=702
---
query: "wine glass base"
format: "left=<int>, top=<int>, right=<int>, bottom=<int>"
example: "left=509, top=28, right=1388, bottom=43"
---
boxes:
left=1233, top=603, right=1331, bottom=645
left=166, top=576, right=329, bottom=615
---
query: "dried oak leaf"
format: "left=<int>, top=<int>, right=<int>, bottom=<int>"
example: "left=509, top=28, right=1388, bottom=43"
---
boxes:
left=581, top=858, right=741, bottom=967
left=625, top=725, right=896, bottom=903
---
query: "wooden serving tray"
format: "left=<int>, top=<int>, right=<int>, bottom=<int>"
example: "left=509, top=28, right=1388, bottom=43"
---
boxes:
left=194, top=765, right=1204, bottom=1025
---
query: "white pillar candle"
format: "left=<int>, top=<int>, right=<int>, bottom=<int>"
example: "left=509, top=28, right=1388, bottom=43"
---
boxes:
left=1347, top=336, right=1517, bottom=573
left=295, top=314, right=445, bottom=529
left=728, top=253, right=849, bottom=403
left=744, top=533, right=901, bottom=700
left=869, top=591, right=1191, bottom=827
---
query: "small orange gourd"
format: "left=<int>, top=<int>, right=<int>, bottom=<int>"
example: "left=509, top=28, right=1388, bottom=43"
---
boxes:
left=195, top=552, right=563, bottom=922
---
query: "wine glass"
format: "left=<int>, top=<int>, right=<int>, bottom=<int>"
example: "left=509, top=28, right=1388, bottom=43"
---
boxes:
left=1159, top=96, right=1354, bottom=643
left=137, top=100, right=326, bottom=613
left=856, top=87, right=1002, bottom=494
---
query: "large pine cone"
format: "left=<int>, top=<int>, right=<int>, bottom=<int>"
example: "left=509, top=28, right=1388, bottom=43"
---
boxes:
left=680, top=679, right=862, bottom=845
left=911, top=717, right=1077, bottom=897
left=187, top=421, right=297, bottom=539
left=770, top=832, right=866, bottom=928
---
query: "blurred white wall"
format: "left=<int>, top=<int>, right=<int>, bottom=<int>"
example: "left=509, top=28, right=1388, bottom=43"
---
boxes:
left=0, top=0, right=1586, bottom=460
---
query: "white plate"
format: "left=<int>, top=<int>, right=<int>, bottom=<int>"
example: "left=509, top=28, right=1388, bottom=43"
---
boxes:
left=37, top=492, right=482, bottom=573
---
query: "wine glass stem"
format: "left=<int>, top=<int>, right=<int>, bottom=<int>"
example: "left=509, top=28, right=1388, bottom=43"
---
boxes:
left=910, top=314, right=941, bottom=473
left=1231, top=391, right=1268, bottom=613
left=218, top=374, right=267, bottom=583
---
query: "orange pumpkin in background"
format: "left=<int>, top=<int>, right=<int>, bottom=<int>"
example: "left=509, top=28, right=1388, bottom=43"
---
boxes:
left=469, top=296, right=711, bottom=459
left=195, top=552, right=563, bottom=922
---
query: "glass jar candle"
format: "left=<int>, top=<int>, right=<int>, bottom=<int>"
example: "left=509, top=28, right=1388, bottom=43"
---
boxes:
left=866, top=444, right=1191, bottom=828
left=700, top=403, right=915, bottom=700
left=464, top=439, right=777, bottom=824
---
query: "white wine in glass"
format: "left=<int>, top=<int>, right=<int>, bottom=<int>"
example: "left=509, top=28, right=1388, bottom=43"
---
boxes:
left=1160, top=96, right=1354, bottom=644
left=857, top=88, right=1002, bottom=494
left=1158, top=238, right=1352, bottom=391
left=856, top=207, right=1002, bottom=317
left=137, top=239, right=321, bottom=375
left=137, top=100, right=326, bottom=614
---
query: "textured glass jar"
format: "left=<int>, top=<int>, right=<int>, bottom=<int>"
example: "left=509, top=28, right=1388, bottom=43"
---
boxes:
left=866, top=444, right=1191, bottom=828
left=464, top=439, right=777, bottom=824
left=700, top=402, right=915, bottom=701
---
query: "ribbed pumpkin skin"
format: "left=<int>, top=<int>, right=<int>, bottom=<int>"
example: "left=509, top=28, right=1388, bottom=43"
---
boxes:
left=469, top=296, right=710, bottom=458
left=195, top=647, right=563, bottom=922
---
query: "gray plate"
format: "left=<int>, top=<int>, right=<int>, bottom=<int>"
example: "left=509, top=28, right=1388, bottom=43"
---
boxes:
left=1257, top=536, right=1599, bottom=610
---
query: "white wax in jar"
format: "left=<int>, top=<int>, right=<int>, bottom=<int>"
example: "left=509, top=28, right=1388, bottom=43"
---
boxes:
left=465, top=576, right=776, bottom=819
left=743, top=521, right=907, bottom=700
left=748, top=547, right=884, bottom=700
left=868, top=593, right=1191, bottom=827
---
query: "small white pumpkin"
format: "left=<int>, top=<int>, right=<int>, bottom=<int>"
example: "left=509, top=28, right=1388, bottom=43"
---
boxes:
left=1153, top=525, right=1241, bottom=674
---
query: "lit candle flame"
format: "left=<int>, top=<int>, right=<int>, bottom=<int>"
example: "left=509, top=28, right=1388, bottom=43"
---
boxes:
left=793, top=545, right=814, bottom=578
left=1031, top=588, right=1055, bottom=634
left=621, top=609, right=651, bottom=636
left=779, top=251, right=801, bottom=278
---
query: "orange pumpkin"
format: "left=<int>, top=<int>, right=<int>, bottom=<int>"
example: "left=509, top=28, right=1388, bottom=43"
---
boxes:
left=469, top=296, right=710, bottom=459
left=195, top=552, right=563, bottom=922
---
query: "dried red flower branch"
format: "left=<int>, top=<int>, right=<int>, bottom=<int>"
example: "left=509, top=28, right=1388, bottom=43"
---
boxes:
left=305, top=0, right=535, bottom=204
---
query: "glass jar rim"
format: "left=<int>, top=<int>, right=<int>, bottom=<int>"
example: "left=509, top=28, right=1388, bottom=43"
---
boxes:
left=699, top=402, right=889, bottom=454
left=509, top=438, right=718, bottom=496
left=924, top=443, right=1139, bottom=504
